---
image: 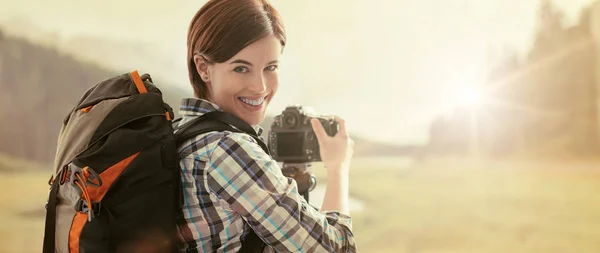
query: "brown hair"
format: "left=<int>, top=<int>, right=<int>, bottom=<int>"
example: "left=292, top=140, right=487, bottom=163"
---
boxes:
left=187, top=0, right=286, bottom=98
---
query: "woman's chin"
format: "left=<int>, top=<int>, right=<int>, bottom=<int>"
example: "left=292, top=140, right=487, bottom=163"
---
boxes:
left=231, top=110, right=262, bottom=126
left=234, top=99, right=269, bottom=126
left=244, top=114, right=265, bottom=126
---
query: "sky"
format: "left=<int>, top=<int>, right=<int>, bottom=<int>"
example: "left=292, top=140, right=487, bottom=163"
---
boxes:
left=0, top=0, right=597, bottom=145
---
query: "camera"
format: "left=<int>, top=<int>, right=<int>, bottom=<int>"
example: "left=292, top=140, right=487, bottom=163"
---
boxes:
left=268, top=105, right=338, bottom=163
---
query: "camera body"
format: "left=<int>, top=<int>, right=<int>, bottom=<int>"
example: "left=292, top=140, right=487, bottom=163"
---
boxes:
left=269, top=105, right=338, bottom=163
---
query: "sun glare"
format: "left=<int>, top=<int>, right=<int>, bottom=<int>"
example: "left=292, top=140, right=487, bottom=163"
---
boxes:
left=458, top=88, right=484, bottom=106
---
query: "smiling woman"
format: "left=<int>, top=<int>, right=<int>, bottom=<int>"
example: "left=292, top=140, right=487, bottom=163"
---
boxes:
left=176, top=0, right=357, bottom=252
left=192, top=36, right=282, bottom=125
left=186, top=0, right=286, bottom=125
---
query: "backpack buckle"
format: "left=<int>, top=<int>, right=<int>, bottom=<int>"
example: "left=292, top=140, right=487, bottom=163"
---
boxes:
left=76, top=199, right=102, bottom=219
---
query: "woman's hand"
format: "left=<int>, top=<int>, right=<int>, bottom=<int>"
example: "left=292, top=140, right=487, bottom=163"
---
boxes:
left=310, top=116, right=354, bottom=173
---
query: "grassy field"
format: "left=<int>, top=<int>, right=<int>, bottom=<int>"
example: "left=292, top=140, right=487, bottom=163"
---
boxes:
left=1, top=157, right=600, bottom=252
left=341, top=158, right=600, bottom=253
left=0, top=171, right=49, bottom=253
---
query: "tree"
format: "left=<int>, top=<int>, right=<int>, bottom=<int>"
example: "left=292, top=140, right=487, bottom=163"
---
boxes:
left=529, top=0, right=567, bottom=61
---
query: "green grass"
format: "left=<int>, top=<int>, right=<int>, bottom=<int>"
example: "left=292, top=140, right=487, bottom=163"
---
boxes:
left=334, top=158, right=600, bottom=253
left=0, top=172, right=50, bottom=253
left=0, top=153, right=47, bottom=173
left=2, top=158, right=600, bottom=252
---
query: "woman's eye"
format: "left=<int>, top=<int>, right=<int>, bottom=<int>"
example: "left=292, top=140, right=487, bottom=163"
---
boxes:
left=234, top=66, right=249, bottom=73
left=265, top=65, right=278, bottom=71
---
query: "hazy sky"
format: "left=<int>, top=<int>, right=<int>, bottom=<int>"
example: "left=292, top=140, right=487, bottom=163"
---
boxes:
left=1, top=0, right=597, bottom=145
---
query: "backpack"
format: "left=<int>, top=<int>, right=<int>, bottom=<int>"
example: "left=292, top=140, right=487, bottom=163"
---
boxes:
left=43, top=70, right=267, bottom=253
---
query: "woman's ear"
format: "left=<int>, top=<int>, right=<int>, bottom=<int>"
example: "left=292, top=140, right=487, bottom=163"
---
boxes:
left=193, top=55, right=211, bottom=83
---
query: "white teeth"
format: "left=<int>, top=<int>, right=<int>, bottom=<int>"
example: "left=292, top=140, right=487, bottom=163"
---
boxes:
left=240, top=97, right=265, bottom=106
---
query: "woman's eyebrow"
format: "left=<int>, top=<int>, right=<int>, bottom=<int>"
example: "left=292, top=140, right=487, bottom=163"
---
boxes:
left=230, top=59, right=252, bottom=66
left=230, top=59, right=279, bottom=66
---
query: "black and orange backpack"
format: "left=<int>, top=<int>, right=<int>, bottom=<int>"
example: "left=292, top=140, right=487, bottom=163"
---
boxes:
left=42, top=70, right=268, bottom=253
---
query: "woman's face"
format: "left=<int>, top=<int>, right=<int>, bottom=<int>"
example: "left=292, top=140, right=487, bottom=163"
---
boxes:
left=196, top=35, right=282, bottom=126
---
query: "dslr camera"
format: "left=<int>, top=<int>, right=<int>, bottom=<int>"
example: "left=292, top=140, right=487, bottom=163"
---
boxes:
left=269, top=105, right=338, bottom=163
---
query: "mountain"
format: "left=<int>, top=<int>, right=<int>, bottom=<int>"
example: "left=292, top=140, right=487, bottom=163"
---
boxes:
left=55, top=35, right=189, bottom=90
left=0, top=24, right=410, bottom=169
left=0, top=17, right=62, bottom=48
left=0, top=17, right=191, bottom=104
left=0, top=28, right=188, bottom=166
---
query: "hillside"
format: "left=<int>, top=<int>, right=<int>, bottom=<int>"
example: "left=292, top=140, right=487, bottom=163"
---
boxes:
left=0, top=29, right=187, bottom=166
left=0, top=27, right=408, bottom=169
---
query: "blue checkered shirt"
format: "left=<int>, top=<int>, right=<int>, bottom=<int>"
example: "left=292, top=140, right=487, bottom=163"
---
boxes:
left=174, top=98, right=356, bottom=252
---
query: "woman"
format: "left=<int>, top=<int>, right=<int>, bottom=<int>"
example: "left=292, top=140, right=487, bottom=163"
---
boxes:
left=176, top=0, right=356, bottom=252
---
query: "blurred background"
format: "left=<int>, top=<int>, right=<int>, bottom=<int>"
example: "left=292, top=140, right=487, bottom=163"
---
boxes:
left=2, top=0, right=600, bottom=252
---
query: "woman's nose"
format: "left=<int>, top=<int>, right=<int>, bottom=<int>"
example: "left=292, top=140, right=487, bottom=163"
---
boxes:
left=248, top=73, right=267, bottom=93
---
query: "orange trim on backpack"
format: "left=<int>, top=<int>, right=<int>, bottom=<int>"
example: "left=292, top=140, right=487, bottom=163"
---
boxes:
left=80, top=105, right=93, bottom=113
left=165, top=111, right=172, bottom=121
left=75, top=173, right=93, bottom=217
left=130, top=70, right=148, bottom=94
left=86, top=152, right=140, bottom=201
left=68, top=153, right=139, bottom=253
left=69, top=212, right=88, bottom=253
left=60, top=167, right=72, bottom=185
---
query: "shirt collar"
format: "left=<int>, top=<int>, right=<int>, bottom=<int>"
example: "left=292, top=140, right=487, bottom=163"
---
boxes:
left=179, top=98, right=263, bottom=136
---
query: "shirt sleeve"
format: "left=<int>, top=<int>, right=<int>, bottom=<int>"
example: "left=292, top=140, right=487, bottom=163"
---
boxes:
left=205, top=132, right=356, bottom=252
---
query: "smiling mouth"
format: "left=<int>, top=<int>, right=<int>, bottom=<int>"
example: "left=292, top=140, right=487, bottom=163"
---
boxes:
left=238, top=95, right=268, bottom=107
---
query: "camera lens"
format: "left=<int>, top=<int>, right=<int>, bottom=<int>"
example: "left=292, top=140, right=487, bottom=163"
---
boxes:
left=283, top=113, right=297, bottom=128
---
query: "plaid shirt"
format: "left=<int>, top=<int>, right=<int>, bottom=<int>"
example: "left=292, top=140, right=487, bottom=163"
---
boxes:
left=175, top=98, right=356, bottom=253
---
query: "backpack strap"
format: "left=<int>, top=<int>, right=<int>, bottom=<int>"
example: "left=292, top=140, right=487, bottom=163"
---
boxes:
left=174, top=111, right=269, bottom=154
left=129, top=70, right=148, bottom=94
left=173, top=111, right=268, bottom=253
left=42, top=177, right=61, bottom=253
